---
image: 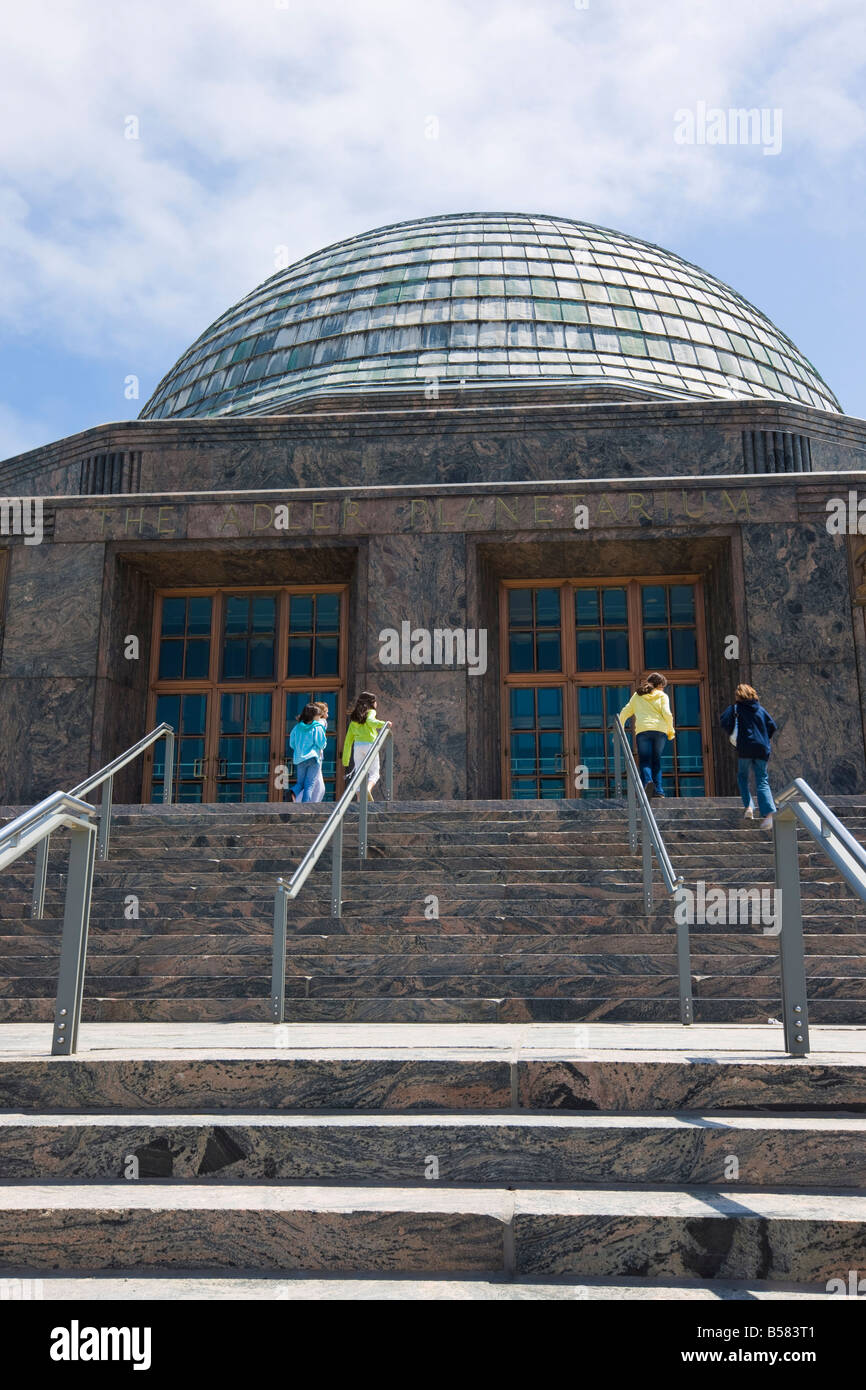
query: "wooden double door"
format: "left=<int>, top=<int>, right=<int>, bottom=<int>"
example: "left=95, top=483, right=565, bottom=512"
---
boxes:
left=144, top=586, right=347, bottom=802
left=500, top=576, right=713, bottom=799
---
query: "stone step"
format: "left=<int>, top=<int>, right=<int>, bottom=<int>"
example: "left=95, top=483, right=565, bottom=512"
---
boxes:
left=3, top=1052, right=866, bottom=1113
left=3, top=910, right=863, bottom=935
left=5, top=1273, right=835, bottom=1300
left=2, top=996, right=862, bottom=1024
left=4, top=972, right=865, bottom=1000
left=3, top=954, right=865, bottom=979
left=4, top=932, right=865, bottom=956
left=0, top=1111, right=864, bottom=1187
left=1, top=1183, right=864, bottom=1280
left=3, top=934, right=861, bottom=956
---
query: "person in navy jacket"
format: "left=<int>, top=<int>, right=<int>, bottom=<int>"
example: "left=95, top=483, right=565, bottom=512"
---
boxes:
left=720, top=684, right=778, bottom=829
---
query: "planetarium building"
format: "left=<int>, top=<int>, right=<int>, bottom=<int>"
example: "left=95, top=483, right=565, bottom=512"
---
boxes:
left=1, top=211, right=865, bottom=806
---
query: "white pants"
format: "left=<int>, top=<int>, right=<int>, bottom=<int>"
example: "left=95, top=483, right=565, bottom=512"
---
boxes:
left=352, top=746, right=380, bottom=793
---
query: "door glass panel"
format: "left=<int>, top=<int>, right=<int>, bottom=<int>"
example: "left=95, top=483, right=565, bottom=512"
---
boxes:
left=508, top=686, right=565, bottom=798
left=576, top=684, right=630, bottom=798
left=152, top=692, right=208, bottom=802
left=216, top=691, right=273, bottom=802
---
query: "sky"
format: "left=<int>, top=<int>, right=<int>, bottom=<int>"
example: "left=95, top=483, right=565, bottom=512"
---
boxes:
left=0, top=0, right=864, bottom=460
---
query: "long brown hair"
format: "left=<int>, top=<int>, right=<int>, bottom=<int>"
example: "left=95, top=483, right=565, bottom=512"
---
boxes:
left=636, top=672, right=667, bottom=696
left=349, top=690, right=378, bottom=724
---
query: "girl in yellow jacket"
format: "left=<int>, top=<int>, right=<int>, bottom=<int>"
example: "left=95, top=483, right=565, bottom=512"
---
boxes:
left=341, top=691, right=390, bottom=801
left=619, top=673, right=675, bottom=798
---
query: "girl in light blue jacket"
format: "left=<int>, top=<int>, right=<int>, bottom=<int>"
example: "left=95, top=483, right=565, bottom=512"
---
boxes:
left=289, top=703, right=328, bottom=802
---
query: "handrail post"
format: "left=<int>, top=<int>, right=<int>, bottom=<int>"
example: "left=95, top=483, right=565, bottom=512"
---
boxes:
left=97, top=775, right=113, bottom=861
left=383, top=734, right=394, bottom=803
left=163, top=729, right=175, bottom=804
left=641, top=811, right=653, bottom=911
left=31, top=836, right=49, bottom=920
left=612, top=725, right=622, bottom=799
left=51, top=820, right=97, bottom=1056
left=359, top=771, right=369, bottom=859
left=773, top=808, right=811, bottom=1057
left=674, top=881, right=693, bottom=1025
left=271, top=879, right=288, bottom=1024
left=331, top=818, right=343, bottom=917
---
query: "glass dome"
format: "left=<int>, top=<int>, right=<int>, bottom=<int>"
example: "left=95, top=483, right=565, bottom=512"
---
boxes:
left=140, top=212, right=841, bottom=419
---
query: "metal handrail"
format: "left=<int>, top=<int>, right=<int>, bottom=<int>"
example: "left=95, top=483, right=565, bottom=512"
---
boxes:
left=769, top=779, right=866, bottom=1058
left=0, top=790, right=99, bottom=1056
left=31, top=723, right=175, bottom=919
left=271, top=724, right=395, bottom=1022
left=611, top=715, right=692, bottom=1025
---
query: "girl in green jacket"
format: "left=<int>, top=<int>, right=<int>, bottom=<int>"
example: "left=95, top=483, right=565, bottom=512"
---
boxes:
left=342, top=691, right=390, bottom=800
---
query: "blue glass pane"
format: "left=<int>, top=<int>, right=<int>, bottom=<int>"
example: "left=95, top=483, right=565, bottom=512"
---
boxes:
left=641, top=586, right=666, bottom=622
left=575, top=589, right=599, bottom=625
left=222, top=639, right=246, bottom=679
left=536, top=633, right=561, bottom=671
left=289, top=595, right=314, bottom=631
left=602, top=587, right=627, bottom=623
left=578, top=687, right=604, bottom=727
left=161, top=598, right=186, bottom=636
left=187, top=597, right=212, bottom=635
left=604, top=630, right=629, bottom=668
left=508, top=590, right=533, bottom=626
left=644, top=629, right=670, bottom=667
left=670, top=585, right=695, bottom=622
left=674, top=684, right=701, bottom=725
left=288, top=637, right=313, bottom=676
left=252, top=596, right=275, bottom=632
left=537, top=687, right=563, bottom=727
left=509, top=633, right=533, bottom=673
left=159, top=640, right=183, bottom=679
left=185, top=640, right=209, bottom=679
left=577, top=632, right=602, bottom=671
left=182, top=693, right=208, bottom=734
left=534, top=589, right=561, bottom=628
left=510, top=688, right=535, bottom=728
left=314, top=636, right=339, bottom=675
left=220, top=693, right=245, bottom=734
left=249, top=637, right=274, bottom=678
left=248, top=693, right=272, bottom=732
left=317, top=593, right=340, bottom=631
left=225, top=597, right=249, bottom=634
left=671, top=628, right=697, bottom=668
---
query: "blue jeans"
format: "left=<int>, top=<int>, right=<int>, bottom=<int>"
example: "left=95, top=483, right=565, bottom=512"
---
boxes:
left=293, top=757, right=325, bottom=803
left=737, top=758, right=775, bottom=817
left=636, top=730, right=668, bottom=795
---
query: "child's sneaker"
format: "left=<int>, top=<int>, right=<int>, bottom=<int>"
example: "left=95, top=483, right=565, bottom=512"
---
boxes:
left=744, top=804, right=755, bottom=820
left=760, top=814, right=774, bottom=830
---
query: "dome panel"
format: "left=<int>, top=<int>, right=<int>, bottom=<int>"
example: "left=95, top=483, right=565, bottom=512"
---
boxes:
left=140, top=213, right=841, bottom=418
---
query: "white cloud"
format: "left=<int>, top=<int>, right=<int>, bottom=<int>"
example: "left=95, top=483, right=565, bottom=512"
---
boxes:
left=0, top=0, right=863, bottom=399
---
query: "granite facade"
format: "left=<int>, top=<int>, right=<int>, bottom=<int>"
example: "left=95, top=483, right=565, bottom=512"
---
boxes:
left=1, top=392, right=865, bottom=803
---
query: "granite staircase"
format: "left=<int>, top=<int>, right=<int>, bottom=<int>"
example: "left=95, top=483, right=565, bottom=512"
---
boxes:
left=0, top=1037, right=865, bottom=1291
left=0, top=797, right=865, bottom=1025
